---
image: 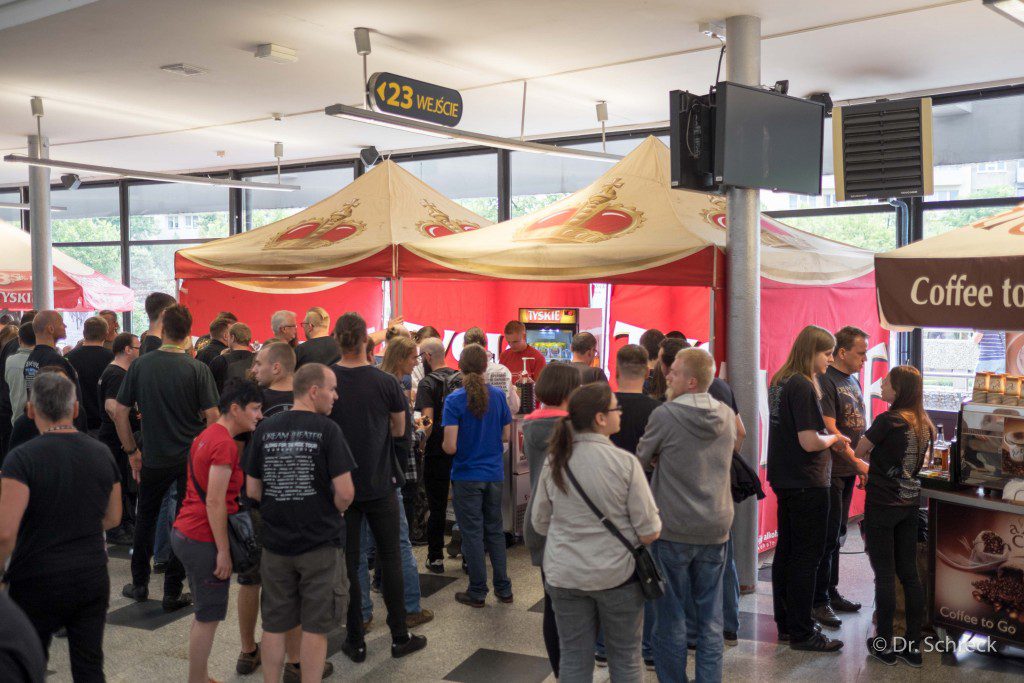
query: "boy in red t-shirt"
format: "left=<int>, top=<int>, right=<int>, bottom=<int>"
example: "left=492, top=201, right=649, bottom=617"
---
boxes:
left=498, top=320, right=546, bottom=384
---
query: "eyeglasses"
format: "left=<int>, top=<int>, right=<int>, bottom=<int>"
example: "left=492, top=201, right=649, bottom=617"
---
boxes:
left=130, top=345, right=142, bottom=351
left=605, top=407, right=624, bottom=413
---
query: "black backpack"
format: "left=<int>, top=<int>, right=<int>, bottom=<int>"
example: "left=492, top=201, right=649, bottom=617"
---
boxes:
left=429, top=369, right=463, bottom=414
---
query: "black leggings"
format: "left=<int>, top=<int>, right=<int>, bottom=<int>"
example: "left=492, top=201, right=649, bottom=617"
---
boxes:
left=10, top=566, right=110, bottom=683
left=863, top=504, right=924, bottom=642
left=423, top=452, right=453, bottom=562
left=541, top=572, right=560, bottom=677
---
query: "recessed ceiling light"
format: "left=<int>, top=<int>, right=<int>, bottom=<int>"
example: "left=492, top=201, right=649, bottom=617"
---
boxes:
left=160, top=63, right=208, bottom=77
left=255, top=44, right=298, bottom=63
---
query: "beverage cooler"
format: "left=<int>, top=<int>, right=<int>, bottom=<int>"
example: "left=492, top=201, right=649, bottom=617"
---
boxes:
left=519, top=307, right=603, bottom=365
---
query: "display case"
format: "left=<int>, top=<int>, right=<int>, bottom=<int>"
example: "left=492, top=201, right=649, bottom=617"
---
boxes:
left=956, top=401, right=1024, bottom=492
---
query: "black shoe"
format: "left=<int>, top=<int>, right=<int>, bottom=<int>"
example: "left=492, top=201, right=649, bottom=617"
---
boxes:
left=866, top=637, right=897, bottom=666
left=895, top=642, right=923, bottom=668
left=152, top=560, right=169, bottom=574
left=121, top=583, right=148, bottom=602
left=236, top=643, right=261, bottom=675
left=830, top=593, right=862, bottom=613
left=283, top=660, right=334, bottom=682
left=724, top=631, right=738, bottom=646
left=162, top=592, right=193, bottom=612
left=455, top=591, right=485, bottom=608
left=790, top=632, right=844, bottom=652
left=594, top=654, right=608, bottom=668
left=341, top=640, right=366, bottom=663
left=779, top=623, right=821, bottom=642
left=812, top=605, right=842, bottom=628
left=425, top=559, right=444, bottom=574
left=497, top=593, right=514, bottom=604
left=391, top=634, right=427, bottom=658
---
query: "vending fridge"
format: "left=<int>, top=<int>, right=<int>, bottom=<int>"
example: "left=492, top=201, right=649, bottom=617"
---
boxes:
left=519, top=307, right=604, bottom=365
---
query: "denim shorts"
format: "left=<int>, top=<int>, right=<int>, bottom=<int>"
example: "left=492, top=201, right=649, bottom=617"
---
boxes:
left=170, top=529, right=229, bottom=622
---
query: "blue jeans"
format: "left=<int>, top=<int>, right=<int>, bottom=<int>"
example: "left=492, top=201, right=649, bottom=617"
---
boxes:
left=358, top=488, right=421, bottom=619
left=686, top=536, right=739, bottom=641
left=653, top=540, right=726, bottom=683
left=153, top=483, right=176, bottom=564
left=451, top=480, right=510, bottom=600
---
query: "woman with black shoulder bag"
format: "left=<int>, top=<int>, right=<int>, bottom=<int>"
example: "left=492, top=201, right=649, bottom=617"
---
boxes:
left=531, top=382, right=662, bottom=683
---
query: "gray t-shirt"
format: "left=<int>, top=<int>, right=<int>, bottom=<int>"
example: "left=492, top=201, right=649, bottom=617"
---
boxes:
left=531, top=432, right=661, bottom=591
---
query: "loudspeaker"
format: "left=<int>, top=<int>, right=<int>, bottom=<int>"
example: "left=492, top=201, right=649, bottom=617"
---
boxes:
left=832, top=98, right=933, bottom=201
left=669, top=89, right=719, bottom=193
left=359, top=146, right=380, bottom=167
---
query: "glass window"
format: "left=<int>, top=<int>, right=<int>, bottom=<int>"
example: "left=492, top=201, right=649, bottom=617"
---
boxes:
left=398, top=153, right=498, bottom=221
left=129, top=183, right=229, bottom=240
left=510, top=137, right=660, bottom=218
left=241, top=166, right=355, bottom=230
left=920, top=204, right=1019, bottom=411
left=58, top=245, right=121, bottom=282
left=50, top=185, right=120, bottom=242
left=777, top=211, right=898, bottom=252
left=128, top=243, right=183, bottom=332
left=0, top=189, right=21, bottom=225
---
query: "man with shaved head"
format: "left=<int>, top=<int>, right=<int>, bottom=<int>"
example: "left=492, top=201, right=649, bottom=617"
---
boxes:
left=413, top=337, right=462, bottom=573
left=24, top=310, right=87, bottom=432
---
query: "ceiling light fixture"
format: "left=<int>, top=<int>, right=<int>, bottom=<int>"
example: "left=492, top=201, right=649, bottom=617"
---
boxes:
left=255, top=43, right=298, bottom=63
left=160, top=63, right=208, bottom=77
left=984, top=0, right=1024, bottom=27
left=2, top=155, right=299, bottom=192
left=0, top=201, right=66, bottom=212
left=325, top=103, right=622, bottom=162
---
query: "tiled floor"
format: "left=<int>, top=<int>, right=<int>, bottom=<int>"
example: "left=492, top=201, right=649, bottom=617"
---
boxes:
left=35, top=520, right=1024, bottom=682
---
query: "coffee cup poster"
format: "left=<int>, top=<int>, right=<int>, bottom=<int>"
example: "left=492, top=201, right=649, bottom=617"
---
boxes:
left=934, top=502, right=1024, bottom=644
left=1004, top=417, right=1024, bottom=479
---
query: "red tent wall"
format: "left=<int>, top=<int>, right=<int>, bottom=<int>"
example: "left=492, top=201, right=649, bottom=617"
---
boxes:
left=179, top=278, right=384, bottom=342
left=401, top=279, right=590, bottom=363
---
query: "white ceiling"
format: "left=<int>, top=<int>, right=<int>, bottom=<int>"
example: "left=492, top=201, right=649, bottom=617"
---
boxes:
left=0, top=0, right=1021, bottom=186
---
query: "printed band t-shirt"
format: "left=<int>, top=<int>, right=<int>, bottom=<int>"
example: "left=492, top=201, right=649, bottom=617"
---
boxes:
left=864, top=411, right=929, bottom=507
left=329, top=364, right=406, bottom=501
left=175, top=423, right=244, bottom=542
left=819, top=365, right=866, bottom=478
left=244, top=410, right=356, bottom=555
left=766, top=373, right=831, bottom=489
left=442, top=385, right=512, bottom=481
left=1, top=432, right=119, bottom=583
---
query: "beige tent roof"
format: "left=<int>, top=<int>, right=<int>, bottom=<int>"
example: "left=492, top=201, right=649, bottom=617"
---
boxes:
left=175, top=160, right=491, bottom=279
left=400, top=136, right=874, bottom=286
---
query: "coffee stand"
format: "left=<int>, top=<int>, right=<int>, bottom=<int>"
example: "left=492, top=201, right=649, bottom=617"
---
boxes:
left=875, top=204, right=1024, bottom=656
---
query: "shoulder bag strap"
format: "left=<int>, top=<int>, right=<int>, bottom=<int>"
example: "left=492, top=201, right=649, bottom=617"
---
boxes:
left=564, top=465, right=635, bottom=554
left=187, top=449, right=208, bottom=505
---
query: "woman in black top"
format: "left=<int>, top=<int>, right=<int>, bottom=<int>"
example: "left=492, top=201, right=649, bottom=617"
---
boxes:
left=855, top=365, right=932, bottom=667
left=766, top=325, right=848, bottom=653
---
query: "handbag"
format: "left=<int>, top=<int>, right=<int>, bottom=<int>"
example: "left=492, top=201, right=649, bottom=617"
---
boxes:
left=187, top=451, right=261, bottom=575
left=565, top=466, right=665, bottom=601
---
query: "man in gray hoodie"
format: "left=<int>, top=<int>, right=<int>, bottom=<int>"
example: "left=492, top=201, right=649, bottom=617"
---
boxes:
left=637, top=347, right=736, bottom=683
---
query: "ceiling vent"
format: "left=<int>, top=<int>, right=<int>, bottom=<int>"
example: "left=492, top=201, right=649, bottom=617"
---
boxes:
left=160, top=63, right=208, bottom=77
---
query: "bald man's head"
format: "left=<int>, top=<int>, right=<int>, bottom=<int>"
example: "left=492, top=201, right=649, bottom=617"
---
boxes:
left=419, top=338, right=447, bottom=370
left=31, top=310, right=66, bottom=344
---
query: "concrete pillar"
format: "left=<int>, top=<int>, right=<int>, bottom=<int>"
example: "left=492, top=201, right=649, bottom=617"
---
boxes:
left=724, top=14, right=762, bottom=591
left=28, top=134, right=53, bottom=310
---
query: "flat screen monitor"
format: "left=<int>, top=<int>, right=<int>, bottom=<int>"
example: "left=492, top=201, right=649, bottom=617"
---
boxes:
left=714, top=82, right=824, bottom=195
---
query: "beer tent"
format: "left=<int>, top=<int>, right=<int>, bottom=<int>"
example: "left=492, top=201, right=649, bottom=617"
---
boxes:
left=397, top=137, right=888, bottom=551
left=174, top=160, right=588, bottom=340
left=0, top=220, right=133, bottom=312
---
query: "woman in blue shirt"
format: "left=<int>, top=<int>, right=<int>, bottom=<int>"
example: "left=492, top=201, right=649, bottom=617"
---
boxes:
left=442, top=343, right=513, bottom=607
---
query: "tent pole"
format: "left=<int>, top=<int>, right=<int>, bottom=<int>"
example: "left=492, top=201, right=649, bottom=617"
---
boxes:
left=725, top=14, right=762, bottom=593
left=28, top=134, right=53, bottom=309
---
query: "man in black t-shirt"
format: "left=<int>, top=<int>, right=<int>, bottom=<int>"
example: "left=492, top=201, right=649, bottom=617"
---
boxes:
left=611, top=344, right=660, bottom=455
left=244, top=363, right=355, bottom=682
left=115, top=305, right=219, bottom=611
left=570, top=332, right=609, bottom=385
left=209, top=322, right=255, bottom=393
left=414, top=338, right=461, bottom=571
left=139, top=292, right=176, bottom=355
left=23, top=310, right=88, bottom=432
left=97, top=333, right=141, bottom=545
left=0, top=372, right=121, bottom=681
left=815, top=327, right=871, bottom=624
left=195, top=317, right=231, bottom=366
left=67, top=316, right=114, bottom=433
left=329, top=312, right=427, bottom=662
left=295, top=307, right=341, bottom=369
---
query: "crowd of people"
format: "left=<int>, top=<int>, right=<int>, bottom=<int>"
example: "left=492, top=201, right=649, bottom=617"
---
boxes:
left=0, top=297, right=934, bottom=682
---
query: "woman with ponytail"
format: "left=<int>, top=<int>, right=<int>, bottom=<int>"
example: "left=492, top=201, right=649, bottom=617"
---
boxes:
left=531, top=383, right=661, bottom=683
left=856, top=366, right=932, bottom=667
left=441, top=344, right=514, bottom=607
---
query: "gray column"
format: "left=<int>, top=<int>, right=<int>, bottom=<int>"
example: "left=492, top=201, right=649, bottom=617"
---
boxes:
left=724, top=14, right=762, bottom=591
left=28, top=134, right=53, bottom=310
